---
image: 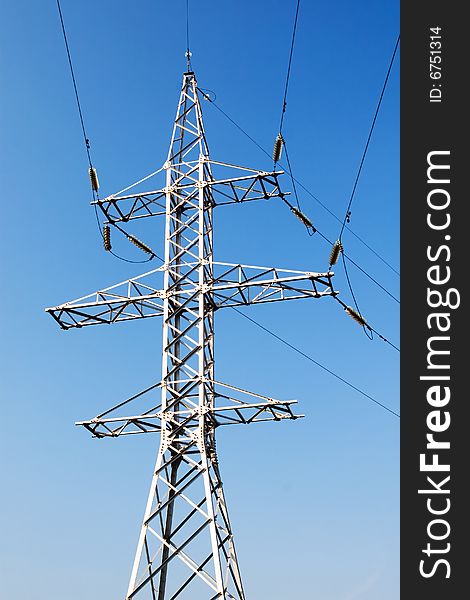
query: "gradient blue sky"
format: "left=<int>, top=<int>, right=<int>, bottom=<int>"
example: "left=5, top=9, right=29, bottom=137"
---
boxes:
left=0, top=1, right=399, bottom=598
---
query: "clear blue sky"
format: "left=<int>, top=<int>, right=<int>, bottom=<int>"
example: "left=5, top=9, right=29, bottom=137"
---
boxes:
left=0, top=1, right=399, bottom=599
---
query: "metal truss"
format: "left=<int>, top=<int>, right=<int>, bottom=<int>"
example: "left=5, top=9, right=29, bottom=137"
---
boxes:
left=46, top=262, right=335, bottom=330
left=47, top=71, right=337, bottom=600
left=93, top=162, right=287, bottom=224
left=77, top=380, right=302, bottom=438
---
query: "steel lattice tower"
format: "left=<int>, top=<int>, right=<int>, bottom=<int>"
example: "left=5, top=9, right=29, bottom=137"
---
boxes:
left=47, top=71, right=337, bottom=599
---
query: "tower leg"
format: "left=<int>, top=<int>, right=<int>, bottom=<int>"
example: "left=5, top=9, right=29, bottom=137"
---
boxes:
left=126, top=428, right=245, bottom=600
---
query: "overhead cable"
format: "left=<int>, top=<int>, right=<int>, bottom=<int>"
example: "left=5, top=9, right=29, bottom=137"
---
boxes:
left=333, top=34, right=400, bottom=337
left=185, top=0, right=192, bottom=70
left=338, top=34, right=400, bottom=241
left=278, top=0, right=301, bottom=135
left=232, top=307, right=400, bottom=419
left=273, top=1, right=304, bottom=219
left=56, top=0, right=163, bottom=266
left=198, top=89, right=400, bottom=282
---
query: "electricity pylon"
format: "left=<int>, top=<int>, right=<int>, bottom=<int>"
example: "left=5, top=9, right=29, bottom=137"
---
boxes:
left=46, top=71, right=337, bottom=599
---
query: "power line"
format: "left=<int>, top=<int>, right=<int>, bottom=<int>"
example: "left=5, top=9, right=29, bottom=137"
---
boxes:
left=57, top=3, right=398, bottom=348
left=198, top=89, right=400, bottom=283
left=231, top=307, right=400, bottom=419
left=277, top=33, right=401, bottom=343
left=342, top=250, right=399, bottom=304
left=278, top=0, right=301, bottom=135
left=273, top=1, right=303, bottom=215
left=307, top=226, right=399, bottom=304
left=340, top=251, right=373, bottom=339
left=370, top=326, right=400, bottom=352
left=333, top=34, right=400, bottom=340
left=197, top=88, right=399, bottom=346
left=283, top=141, right=302, bottom=212
left=185, top=0, right=192, bottom=70
left=296, top=179, right=400, bottom=277
left=338, top=35, right=400, bottom=241
left=56, top=0, right=92, bottom=167
left=332, top=286, right=400, bottom=353
left=92, top=205, right=162, bottom=264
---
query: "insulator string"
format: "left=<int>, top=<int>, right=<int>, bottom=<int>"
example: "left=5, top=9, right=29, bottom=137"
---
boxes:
left=56, top=0, right=164, bottom=266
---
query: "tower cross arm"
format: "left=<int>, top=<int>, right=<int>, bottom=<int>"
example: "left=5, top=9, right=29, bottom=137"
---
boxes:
left=92, top=163, right=287, bottom=224
left=210, top=262, right=337, bottom=309
left=45, top=263, right=336, bottom=330
left=76, top=379, right=303, bottom=438
left=45, top=265, right=165, bottom=330
left=93, top=188, right=167, bottom=225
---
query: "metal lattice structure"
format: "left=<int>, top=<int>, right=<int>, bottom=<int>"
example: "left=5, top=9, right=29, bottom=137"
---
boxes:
left=46, top=71, right=337, bottom=599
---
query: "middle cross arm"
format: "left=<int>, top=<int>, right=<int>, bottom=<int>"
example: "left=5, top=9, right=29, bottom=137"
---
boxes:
left=45, top=263, right=336, bottom=330
left=209, top=262, right=336, bottom=308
